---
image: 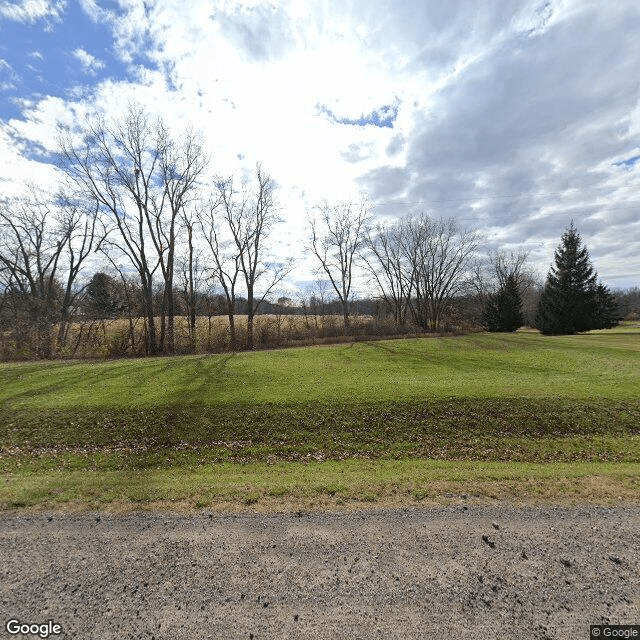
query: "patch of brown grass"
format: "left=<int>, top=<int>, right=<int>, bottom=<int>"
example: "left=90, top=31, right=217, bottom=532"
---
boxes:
left=6, top=474, right=638, bottom=515
left=56, top=313, right=391, bottom=358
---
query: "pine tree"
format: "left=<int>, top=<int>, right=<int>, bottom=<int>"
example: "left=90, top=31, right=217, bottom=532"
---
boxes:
left=483, top=273, right=524, bottom=332
left=590, top=282, right=620, bottom=329
left=535, top=223, right=597, bottom=335
left=84, top=272, right=126, bottom=319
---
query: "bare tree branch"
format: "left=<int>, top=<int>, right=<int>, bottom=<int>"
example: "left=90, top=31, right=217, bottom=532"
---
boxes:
left=58, top=104, right=207, bottom=354
left=308, top=200, right=371, bottom=328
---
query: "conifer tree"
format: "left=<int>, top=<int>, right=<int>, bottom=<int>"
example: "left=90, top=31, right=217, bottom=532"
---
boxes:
left=590, top=282, right=620, bottom=329
left=84, top=272, right=126, bottom=319
left=483, top=273, right=524, bottom=332
left=535, top=223, right=597, bottom=335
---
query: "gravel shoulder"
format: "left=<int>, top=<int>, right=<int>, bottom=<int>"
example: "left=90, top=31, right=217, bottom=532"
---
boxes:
left=1, top=504, right=639, bottom=639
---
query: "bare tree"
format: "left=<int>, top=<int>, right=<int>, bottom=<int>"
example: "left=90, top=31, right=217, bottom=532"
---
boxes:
left=0, top=195, right=60, bottom=356
left=155, top=125, right=207, bottom=352
left=181, top=216, right=197, bottom=340
left=310, top=277, right=331, bottom=325
left=405, top=213, right=480, bottom=330
left=196, top=192, right=242, bottom=350
left=55, top=194, right=99, bottom=346
left=58, top=104, right=207, bottom=355
left=235, top=164, right=288, bottom=349
left=200, top=284, right=225, bottom=351
left=178, top=212, right=206, bottom=346
left=490, top=250, right=531, bottom=288
left=308, top=200, right=370, bottom=329
left=363, top=217, right=414, bottom=325
left=205, top=163, right=292, bottom=350
left=0, top=189, right=96, bottom=357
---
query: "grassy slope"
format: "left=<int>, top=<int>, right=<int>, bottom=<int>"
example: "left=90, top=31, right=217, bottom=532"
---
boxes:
left=1, top=325, right=639, bottom=509
left=3, top=326, right=639, bottom=408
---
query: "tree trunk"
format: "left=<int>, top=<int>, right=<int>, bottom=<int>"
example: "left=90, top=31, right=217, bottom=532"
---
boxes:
left=247, top=286, right=255, bottom=349
left=227, top=300, right=236, bottom=351
left=247, top=313, right=255, bottom=350
left=343, top=307, right=350, bottom=330
left=187, top=226, right=196, bottom=339
left=159, top=297, right=166, bottom=352
left=166, top=239, right=175, bottom=353
left=143, top=287, right=157, bottom=355
left=166, top=278, right=175, bottom=354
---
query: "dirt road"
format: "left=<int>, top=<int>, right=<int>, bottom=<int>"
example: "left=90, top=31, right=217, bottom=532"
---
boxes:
left=1, top=504, right=639, bottom=639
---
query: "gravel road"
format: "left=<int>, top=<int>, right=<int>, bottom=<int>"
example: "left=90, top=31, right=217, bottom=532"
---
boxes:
left=1, top=504, right=639, bottom=639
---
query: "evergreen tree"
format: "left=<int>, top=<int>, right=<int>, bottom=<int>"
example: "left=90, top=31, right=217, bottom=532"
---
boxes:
left=84, top=272, right=126, bottom=319
left=483, top=273, right=524, bottom=332
left=535, top=223, right=597, bottom=335
left=590, top=282, right=620, bottom=329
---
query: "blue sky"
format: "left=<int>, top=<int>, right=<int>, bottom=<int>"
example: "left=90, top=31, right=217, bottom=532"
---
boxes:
left=1, top=6, right=127, bottom=118
left=1, top=0, right=640, bottom=290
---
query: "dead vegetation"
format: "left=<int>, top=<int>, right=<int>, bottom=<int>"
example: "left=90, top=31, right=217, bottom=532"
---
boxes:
left=1, top=312, right=451, bottom=360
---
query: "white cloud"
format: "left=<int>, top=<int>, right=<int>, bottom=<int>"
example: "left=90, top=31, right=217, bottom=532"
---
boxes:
left=122, top=0, right=411, bottom=204
left=0, top=0, right=65, bottom=23
left=72, top=47, right=105, bottom=75
left=109, top=0, right=155, bottom=64
left=2, top=0, right=640, bottom=287
left=76, top=0, right=109, bottom=22
left=0, top=123, right=60, bottom=199
left=6, top=95, right=78, bottom=152
left=0, top=58, right=19, bottom=90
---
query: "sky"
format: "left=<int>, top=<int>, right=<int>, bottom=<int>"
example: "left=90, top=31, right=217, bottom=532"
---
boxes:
left=1, top=0, right=639, bottom=293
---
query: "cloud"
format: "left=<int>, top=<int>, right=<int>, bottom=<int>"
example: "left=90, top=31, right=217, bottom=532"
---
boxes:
left=76, top=0, right=109, bottom=23
left=104, top=0, right=156, bottom=65
left=0, top=121, right=60, bottom=198
left=341, top=142, right=374, bottom=163
left=72, top=47, right=105, bottom=75
left=385, top=134, right=404, bottom=157
left=0, top=0, right=65, bottom=23
left=1, top=0, right=640, bottom=288
left=211, top=2, right=296, bottom=61
left=0, top=58, right=19, bottom=90
left=353, top=1, right=640, bottom=283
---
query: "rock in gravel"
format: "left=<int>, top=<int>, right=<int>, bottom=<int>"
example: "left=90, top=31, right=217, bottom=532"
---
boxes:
left=1, top=504, right=639, bottom=639
left=482, top=534, right=496, bottom=548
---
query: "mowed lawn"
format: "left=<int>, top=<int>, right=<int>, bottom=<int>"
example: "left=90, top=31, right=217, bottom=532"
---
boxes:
left=1, top=324, right=639, bottom=509
left=4, top=326, right=639, bottom=409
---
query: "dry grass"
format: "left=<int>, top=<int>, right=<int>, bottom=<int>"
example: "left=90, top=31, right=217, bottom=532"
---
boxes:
left=3, top=460, right=638, bottom=514
left=53, top=312, right=421, bottom=358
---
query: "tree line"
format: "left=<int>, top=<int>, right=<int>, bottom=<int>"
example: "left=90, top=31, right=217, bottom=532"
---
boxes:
left=0, top=105, right=633, bottom=360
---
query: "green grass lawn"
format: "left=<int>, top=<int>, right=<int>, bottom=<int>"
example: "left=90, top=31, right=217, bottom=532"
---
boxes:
left=1, top=324, right=639, bottom=509
left=3, top=325, right=639, bottom=409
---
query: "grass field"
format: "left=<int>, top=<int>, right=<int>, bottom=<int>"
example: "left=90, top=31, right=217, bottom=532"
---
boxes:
left=1, top=324, right=639, bottom=510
